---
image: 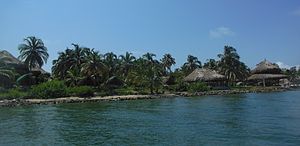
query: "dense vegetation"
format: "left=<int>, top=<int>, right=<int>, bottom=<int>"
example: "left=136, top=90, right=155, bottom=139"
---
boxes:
left=0, top=36, right=299, bottom=99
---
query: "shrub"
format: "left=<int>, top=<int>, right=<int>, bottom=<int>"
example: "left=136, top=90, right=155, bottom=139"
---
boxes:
left=67, top=86, right=94, bottom=97
left=114, top=87, right=137, bottom=95
left=188, top=82, right=210, bottom=92
left=30, top=80, right=67, bottom=99
left=0, top=88, right=28, bottom=100
left=174, top=81, right=189, bottom=92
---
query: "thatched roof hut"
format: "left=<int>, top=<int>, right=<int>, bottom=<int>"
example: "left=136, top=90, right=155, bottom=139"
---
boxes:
left=0, top=50, right=22, bottom=64
left=0, top=50, right=48, bottom=75
left=183, top=68, right=225, bottom=82
left=251, top=59, right=281, bottom=74
left=248, top=59, right=287, bottom=86
left=248, top=74, right=287, bottom=80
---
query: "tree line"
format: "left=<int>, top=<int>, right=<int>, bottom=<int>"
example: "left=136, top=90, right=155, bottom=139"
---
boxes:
left=1, top=36, right=299, bottom=93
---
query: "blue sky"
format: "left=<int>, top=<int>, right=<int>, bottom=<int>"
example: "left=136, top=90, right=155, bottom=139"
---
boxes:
left=0, top=0, right=300, bottom=72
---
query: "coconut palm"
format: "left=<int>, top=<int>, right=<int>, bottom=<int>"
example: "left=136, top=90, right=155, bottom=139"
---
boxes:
left=182, top=55, right=202, bottom=75
left=119, top=52, right=136, bottom=81
left=52, top=44, right=89, bottom=79
left=161, top=53, right=176, bottom=74
left=104, top=52, right=118, bottom=77
left=18, top=36, right=49, bottom=70
left=142, top=53, right=164, bottom=94
left=65, top=68, right=83, bottom=87
left=70, top=43, right=89, bottom=70
left=203, top=59, right=218, bottom=70
left=81, top=49, right=107, bottom=86
left=218, top=46, right=249, bottom=84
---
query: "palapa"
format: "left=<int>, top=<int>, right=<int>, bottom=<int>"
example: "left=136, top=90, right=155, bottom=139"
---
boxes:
left=183, top=68, right=225, bottom=82
left=248, top=59, right=287, bottom=86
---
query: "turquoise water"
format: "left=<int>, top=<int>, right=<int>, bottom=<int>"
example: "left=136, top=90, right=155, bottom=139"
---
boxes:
left=0, top=91, right=300, bottom=145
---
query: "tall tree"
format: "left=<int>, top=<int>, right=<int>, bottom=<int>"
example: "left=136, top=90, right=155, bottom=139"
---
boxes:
left=81, top=49, right=107, bottom=86
left=18, top=36, right=49, bottom=70
left=161, top=53, right=176, bottom=74
left=142, top=53, right=163, bottom=94
left=218, top=46, right=249, bottom=84
left=104, top=52, right=118, bottom=78
left=203, top=59, right=218, bottom=70
left=119, top=52, right=136, bottom=81
left=182, top=55, right=202, bottom=75
left=52, top=44, right=89, bottom=80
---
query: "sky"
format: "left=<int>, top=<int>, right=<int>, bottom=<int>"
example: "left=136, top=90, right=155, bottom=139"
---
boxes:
left=0, top=0, right=300, bottom=72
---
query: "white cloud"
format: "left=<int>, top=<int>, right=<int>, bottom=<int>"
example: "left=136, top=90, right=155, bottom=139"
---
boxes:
left=209, top=27, right=235, bottom=38
left=276, top=61, right=300, bottom=70
left=291, top=8, right=300, bottom=16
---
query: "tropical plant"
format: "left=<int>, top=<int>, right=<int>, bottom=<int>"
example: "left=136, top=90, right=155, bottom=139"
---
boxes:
left=182, top=55, right=202, bottom=75
left=81, top=49, right=107, bottom=86
left=18, top=36, right=49, bottom=70
left=217, top=46, right=249, bottom=85
left=285, top=66, right=298, bottom=82
left=203, top=59, right=218, bottom=70
left=30, top=80, right=67, bottom=99
left=142, top=53, right=164, bottom=94
left=52, top=44, right=90, bottom=80
left=104, top=52, right=119, bottom=78
left=161, top=53, right=176, bottom=74
left=119, top=52, right=136, bottom=81
left=0, top=56, right=14, bottom=81
left=65, top=68, right=84, bottom=87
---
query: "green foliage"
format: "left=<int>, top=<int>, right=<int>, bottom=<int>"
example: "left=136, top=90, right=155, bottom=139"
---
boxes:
left=67, top=86, right=94, bottom=97
left=114, top=87, right=137, bottom=95
left=0, top=88, right=28, bottom=100
left=188, top=82, right=210, bottom=92
left=18, top=36, right=49, bottom=70
left=218, top=46, right=250, bottom=83
left=30, top=80, right=67, bottom=99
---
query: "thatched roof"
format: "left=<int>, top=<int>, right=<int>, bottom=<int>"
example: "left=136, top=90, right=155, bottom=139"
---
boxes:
left=183, top=68, right=225, bottom=82
left=0, top=50, right=48, bottom=74
left=252, top=59, right=281, bottom=74
left=248, top=74, right=287, bottom=80
left=0, top=50, right=22, bottom=64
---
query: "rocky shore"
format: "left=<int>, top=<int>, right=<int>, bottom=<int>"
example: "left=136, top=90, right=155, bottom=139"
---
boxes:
left=0, top=94, right=178, bottom=107
left=0, top=87, right=289, bottom=107
left=177, top=86, right=287, bottom=96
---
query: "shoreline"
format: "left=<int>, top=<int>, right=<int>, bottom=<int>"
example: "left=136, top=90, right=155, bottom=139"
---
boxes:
left=0, top=87, right=291, bottom=107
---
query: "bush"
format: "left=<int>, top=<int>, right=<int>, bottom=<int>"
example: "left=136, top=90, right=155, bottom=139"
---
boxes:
left=67, top=86, right=94, bottom=97
left=0, top=88, right=28, bottom=100
left=173, top=81, right=189, bottom=92
left=30, top=80, right=67, bottom=99
left=114, top=87, right=137, bottom=95
left=188, top=82, right=210, bottom=92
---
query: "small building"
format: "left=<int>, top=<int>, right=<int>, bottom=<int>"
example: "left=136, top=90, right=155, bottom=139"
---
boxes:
left=248, top=59, right=287, bottom=87
left=183, top=68, right=226, bottom=86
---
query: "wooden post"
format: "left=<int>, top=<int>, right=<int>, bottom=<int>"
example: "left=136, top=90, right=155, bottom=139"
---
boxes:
left=263, top=78, right=266, bottom=87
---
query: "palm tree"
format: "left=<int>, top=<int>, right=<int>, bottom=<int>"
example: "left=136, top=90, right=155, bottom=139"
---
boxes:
left=81, top=49, right=107, bottom=86
left=52, top=50, right=71, bottom=79
left=182, top=55, right=202, bottom=74
left=161, top=53, right=176, bottom=74
left=142, top=53, right=164, bottom=94
left=52, top=44, right=89, bottom=80
left=143, top=52, right=156, bottom=64
left=218, top=46, right=249, bottom=84
left=104, top=52, right=118, bottom=77
left=65, top=68, right=83, bottom=87
left=119, top=52, right=136, bottom=81
left=203, top=59, right=218, bottom=70
left=18, top=36, right=49, bottom=70
left=70, top=43, right=89, bottom=70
